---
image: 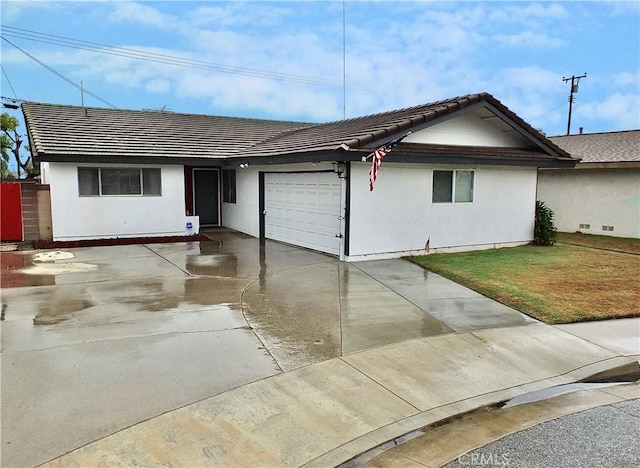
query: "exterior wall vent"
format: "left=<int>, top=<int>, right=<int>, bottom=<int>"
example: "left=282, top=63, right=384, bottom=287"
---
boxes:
left=602, top=226, right=614, bottom=232
left=579, top=224, right=590, bottom=229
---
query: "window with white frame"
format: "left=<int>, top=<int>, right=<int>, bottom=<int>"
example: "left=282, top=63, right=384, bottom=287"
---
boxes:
left=78, top=167, right=162, bottom=196
left=432, top=170, right=474, bottom=203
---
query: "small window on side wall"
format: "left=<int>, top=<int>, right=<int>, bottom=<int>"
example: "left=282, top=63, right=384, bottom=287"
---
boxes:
left=222, top=169, right=236, bottom=203
left=432, top=170, right=474, bottom=203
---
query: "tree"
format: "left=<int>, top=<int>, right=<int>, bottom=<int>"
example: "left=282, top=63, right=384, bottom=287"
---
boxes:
left=1, top=112, right=38, bottom=179
left=1, top=148, right=14, bottom=179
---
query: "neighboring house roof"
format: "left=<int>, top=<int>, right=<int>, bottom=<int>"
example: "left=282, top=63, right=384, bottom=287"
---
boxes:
left=549, top=130, right=640, bottom=165
left=23, top=92, right=576, bottom=168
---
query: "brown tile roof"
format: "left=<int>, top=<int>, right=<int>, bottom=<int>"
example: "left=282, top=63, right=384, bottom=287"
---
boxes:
left=233, top=92, right=569, bottom=159
left=23, top=92, right=574, bottom=167
left=549, top=130, right=640, bottom=163
left=23, top=103, right=309, bottom=159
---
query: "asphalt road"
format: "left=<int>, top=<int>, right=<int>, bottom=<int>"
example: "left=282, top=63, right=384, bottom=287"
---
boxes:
left=444, top=399, right=640, bottom=468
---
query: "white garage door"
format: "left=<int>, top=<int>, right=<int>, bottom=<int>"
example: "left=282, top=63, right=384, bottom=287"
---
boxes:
left=265, top=172, right=342, bottom=255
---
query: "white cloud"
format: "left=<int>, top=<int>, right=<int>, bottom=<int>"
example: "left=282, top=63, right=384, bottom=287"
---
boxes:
left=144, top=78, right=170, bottom=94
left=613, top=72, right=640, bottom=88
left=577, top=93, right=640, bottom=130
left=608, top=1, right=640, bottom=16
left=108, top=1, right=174, bottom=29
left=2, top=0, right=637, bottom=136
left=184, top=3, right=291, bottom=29
left=488, top=3, right=568, bottom=23
left=499, top=66, right=562, bottom=91
left=404, top=6, right=487, bottom=57
left=172, top=70, right=339, bottom=121
left=493, top=31, right=566, bottom=49
left=0, top=0, right=59, bottom=23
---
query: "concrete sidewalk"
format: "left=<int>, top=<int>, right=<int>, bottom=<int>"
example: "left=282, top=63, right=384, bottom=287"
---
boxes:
left=44, top=323, right=637, bottom=467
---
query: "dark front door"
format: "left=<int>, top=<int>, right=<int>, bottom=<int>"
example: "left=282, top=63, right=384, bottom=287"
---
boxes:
left=193, top=169, right=219, bottom=226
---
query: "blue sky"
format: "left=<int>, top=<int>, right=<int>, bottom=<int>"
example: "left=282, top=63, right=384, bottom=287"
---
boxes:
left=1, top=0, right=639, bottom=139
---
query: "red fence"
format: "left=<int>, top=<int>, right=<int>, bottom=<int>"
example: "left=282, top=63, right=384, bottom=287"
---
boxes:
left=1, top=182, right=23, bottom=241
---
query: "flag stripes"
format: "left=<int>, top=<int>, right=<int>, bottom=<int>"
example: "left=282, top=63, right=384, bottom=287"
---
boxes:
left=368, top=133, right=410, bottom=191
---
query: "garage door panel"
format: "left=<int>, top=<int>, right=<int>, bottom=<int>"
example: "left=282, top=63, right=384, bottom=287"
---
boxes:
left=265, top=172, right=342, bottom=255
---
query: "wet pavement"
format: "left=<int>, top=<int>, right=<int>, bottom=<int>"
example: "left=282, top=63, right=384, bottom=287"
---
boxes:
left=1, top=236, right=285, bottom=467
left=1, top=230, right=634, bottom=467
left=1, top=230, right=493, bottom=467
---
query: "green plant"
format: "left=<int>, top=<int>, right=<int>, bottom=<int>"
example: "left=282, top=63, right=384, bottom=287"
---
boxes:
left=2, top=112, right=38, bottom=179
left=534, top=200, right=557, bottom=246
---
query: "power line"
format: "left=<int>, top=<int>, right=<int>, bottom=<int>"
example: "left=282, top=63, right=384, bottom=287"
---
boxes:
left=0, top=25, right=381, bottom=92
left=1, top=64, right=18, bottom=98
left=527, top=102, right=566, bottom=122
left=1, top=35, right=118, bottom=108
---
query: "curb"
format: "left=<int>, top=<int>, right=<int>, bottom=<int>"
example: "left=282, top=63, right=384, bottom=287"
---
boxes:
left=305, top=357, right=640, bottom=468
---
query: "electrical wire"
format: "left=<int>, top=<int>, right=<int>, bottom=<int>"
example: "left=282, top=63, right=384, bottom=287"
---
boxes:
left=0, top=25, right=380, bottom=92
left=527, top=102, right=566, bottom=122
left=1, top=64, right=18, bottom=98
left=1, top=35, right=118, bottom=108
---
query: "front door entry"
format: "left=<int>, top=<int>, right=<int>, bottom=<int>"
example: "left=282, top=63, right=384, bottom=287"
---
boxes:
left=193, top=169, right=220, bottom=226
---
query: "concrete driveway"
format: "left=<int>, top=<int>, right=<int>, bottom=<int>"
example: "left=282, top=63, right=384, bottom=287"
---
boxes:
left=1, top=229, right=537, bottom=467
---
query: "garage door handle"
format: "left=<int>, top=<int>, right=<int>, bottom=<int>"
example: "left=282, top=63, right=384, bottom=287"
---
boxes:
left=335, top=234, right=343, bottom=238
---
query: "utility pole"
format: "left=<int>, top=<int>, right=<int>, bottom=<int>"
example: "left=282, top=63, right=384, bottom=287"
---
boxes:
left=562, top=73, right=587, bottom=135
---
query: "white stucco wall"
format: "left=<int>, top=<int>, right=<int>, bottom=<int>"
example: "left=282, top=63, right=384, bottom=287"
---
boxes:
left=47, top=162, right=193, bottom=240
left=537, top=168, right=640, bottom=239
left=347, top=163, right=538, bottom=261
left=221, top=167, right=260, bottom=237
left=222, top=161, right=537, bottom=261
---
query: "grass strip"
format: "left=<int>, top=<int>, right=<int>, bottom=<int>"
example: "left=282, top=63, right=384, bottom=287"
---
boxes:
left=409, top=243, right=640, bottom=324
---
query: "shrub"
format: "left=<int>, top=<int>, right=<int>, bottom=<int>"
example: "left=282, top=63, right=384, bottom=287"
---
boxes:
left=535, top=200, right=557, bottom=246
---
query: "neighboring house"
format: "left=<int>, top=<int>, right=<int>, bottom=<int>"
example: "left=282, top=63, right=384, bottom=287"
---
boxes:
left=538, top=130, right=640, bottom=239
left=23, top=92, right=577, bottom=261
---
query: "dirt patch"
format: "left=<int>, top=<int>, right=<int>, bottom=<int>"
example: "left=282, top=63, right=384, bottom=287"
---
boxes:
left=34, top=234, right=211, bottom=249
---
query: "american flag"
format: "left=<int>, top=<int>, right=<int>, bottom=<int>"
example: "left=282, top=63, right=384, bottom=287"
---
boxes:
left=368, top=133, right=410, bottom=191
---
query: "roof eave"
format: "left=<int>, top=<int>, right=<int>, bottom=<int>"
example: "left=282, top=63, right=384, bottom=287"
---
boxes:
left=541, top=161, right=640, bottom=170
left=34, top=147, right=579, bottom=169
left=33, top=153, right=226, bottom=167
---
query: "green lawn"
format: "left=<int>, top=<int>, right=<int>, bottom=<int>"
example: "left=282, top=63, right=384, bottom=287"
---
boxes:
left=409, top=234, right=640, bottom=324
